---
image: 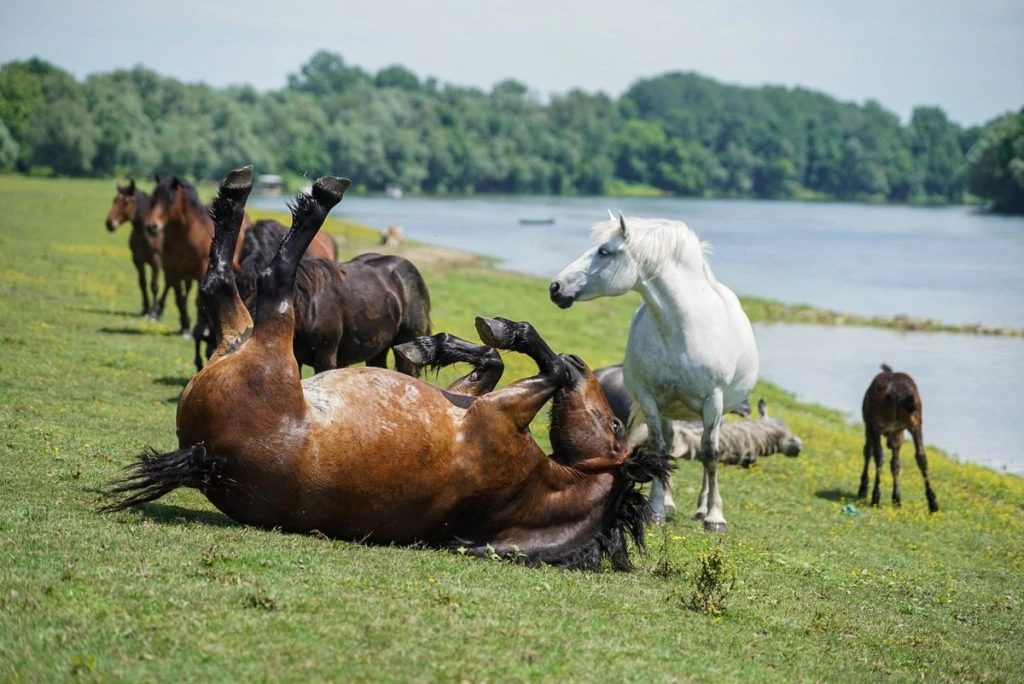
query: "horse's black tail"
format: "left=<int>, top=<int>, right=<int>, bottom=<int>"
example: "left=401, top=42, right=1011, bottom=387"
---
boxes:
left=99, top=443, right=224, bottom=512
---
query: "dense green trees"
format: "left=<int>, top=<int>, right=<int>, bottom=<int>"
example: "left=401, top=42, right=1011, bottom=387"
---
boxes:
left=0, top=51, right=1019, bottom=210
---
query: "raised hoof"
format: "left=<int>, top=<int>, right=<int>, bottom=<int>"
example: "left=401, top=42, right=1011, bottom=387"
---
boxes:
left=475, top=316, right=514, bottom=349
left=312, top=176, right=352, bottom=206
left=222, top=165, right=254, bottom=189
left=393, top=339, right=432, bottom=366
left=703, top=520, right=727, bottom=534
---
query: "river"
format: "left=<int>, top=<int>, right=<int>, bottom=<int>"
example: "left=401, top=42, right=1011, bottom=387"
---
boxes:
left=251, top=194, right=1024, bottom=475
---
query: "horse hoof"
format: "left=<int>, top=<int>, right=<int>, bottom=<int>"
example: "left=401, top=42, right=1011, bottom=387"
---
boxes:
left=393, top=339, right=432, bottom=366
left=180, top=329, right=193, bottom=339
left=649, top=514, right=666, bottom=526
left=475, top=317, right=513, bottom=349
left=664, top=503, right=677, bottom=518
left=694, top=511, right=707, bottom=521
left=703, top=520, right=727, bottom=534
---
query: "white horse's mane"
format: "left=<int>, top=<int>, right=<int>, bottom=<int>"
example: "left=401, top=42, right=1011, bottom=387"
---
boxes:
left=592, top=217, right=714, bottom=279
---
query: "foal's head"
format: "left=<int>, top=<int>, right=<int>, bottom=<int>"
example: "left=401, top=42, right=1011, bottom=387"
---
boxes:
left=105, top=180, right=138, bottom=232
left=549, top=213, right=710, bottom=308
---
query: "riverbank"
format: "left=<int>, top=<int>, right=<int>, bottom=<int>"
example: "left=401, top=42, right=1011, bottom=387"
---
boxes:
left=1, top=176, right=1022, bottom=681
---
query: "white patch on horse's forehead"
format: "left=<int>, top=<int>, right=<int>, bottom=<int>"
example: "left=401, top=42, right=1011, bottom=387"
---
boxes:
left=277, top=301, right=290, bottom=314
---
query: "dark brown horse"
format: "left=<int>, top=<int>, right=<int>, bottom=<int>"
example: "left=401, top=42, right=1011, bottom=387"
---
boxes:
left=142, top=175, right=249, bottom=370
left=234, top=220, right=431, bottom=375
left=104, top=167, right=669, bottom=569
left=860, top=364, right=939, bottom=512
left=105, top=180, right=168, bottom=318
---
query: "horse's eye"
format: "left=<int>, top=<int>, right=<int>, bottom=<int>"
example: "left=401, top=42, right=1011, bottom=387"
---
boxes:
left=598, top=247, right=611, bottom=257
left=611, top=418, right=623, bottom=435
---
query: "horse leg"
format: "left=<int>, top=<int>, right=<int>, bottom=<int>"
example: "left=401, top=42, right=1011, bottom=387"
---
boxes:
left=394, top=332, right=505, bottom=396
left=700, top=390, right=727, bottom=533
left=473, top=317, right=566, bottom=429
left=171, top=278, right=191, bottom=338
left=192, top=302, right=207, bottom=372
left=858, top=428, right=874, bottom=499
left=198, top=166, right=256, bottom=356
left=661, top=418, right=677, bottom=517
left=888, top=431, right=904, bottom=507
left=148, top=256, right=162, bottom=319
left=366, top=348, right=389, bottom=369
left=134, top=260, right=150, bottom=316
left=251, top=178, right=349, bottom=352
left=910, top=423, right=939, bottom=513
left=629, top=387, right=669, bottom=524
left=870, top=431, right=884, bottom=507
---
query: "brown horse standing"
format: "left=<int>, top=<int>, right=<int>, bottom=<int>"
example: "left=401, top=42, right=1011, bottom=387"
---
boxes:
left=105, top=180, right=168, bottom=318
left=142, top=175, right=249, bottom=370
left=860, top=364, right=939, bottom=512
left=104, top=167, right=669, bottom=569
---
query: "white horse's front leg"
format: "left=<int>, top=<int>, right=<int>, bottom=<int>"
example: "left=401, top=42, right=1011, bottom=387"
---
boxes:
left=631, top=389, right=669, bottom=524
left=661, top=418, right=677, bottom=517
left=700, top=390, right=727, bottom=533
left=695, top=467, right=709, bottom=521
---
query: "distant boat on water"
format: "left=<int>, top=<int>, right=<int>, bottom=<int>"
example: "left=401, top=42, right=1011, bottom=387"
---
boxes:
left=385, top=183, right=403, bottom=199
left=518, top=218, right=556, bottom=225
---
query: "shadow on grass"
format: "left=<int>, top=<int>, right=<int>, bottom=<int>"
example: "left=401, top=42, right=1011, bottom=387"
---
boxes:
left=72, top=306, right=143, bottom=318
left=98, top=326, right=147, bottom=336
left=155, top=376, right=190, bottom=387
left=815, top=488, right=860, bottom=502
left=137, top=502, right=238, bottom=529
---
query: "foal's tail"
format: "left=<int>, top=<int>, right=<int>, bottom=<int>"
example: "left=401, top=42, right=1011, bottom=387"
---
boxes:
left=99, top=444, right=226, bottom=511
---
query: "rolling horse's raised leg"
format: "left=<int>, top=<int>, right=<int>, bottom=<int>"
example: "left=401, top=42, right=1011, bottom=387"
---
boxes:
left=251, top=177, right=350, bottom=353
left=475, top=317, right=567, bottom=430
left=395, top=332, right=505, bottom=397
left=200, top=166, right=256, bottom=356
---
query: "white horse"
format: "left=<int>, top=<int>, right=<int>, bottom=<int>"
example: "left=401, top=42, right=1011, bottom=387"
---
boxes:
left=549, top=213, right=758, bottom=532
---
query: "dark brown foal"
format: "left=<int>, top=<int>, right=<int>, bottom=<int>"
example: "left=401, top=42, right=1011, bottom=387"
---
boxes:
left=860, top=364, right=939, bottom=513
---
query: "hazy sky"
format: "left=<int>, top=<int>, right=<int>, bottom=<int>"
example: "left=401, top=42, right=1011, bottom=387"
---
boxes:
left=1, top=0, right=1022, bottom=125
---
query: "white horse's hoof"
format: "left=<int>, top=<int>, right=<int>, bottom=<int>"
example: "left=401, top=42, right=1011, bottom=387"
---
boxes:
left=664, top=502, right=676, bottom=518
left=649, top=514, right=666, bottom=526
left=694, top=511, right=707, bottom=521
left=703, top=520, right=727, bottom=534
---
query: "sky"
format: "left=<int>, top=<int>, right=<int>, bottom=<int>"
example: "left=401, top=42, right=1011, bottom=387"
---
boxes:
left=1, top=0, right=1022, bottom=126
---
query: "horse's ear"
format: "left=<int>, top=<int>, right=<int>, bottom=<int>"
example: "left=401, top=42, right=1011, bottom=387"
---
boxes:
left=127, top=179, right=135, bottom=194
left=618, top=211, right=627, bottom=236
left=154, top=174, right=162, bottom=184
left=170, top=177, right=180, bottom=189
left=758, top=399, right=768, bottom=418
left=116, top=181, right=124, bottom=193
left=607, top=209, right=615, bottom=221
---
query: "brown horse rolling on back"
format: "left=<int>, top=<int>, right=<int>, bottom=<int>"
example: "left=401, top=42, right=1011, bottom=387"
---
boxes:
left=860, top=364, right=939, bottom=512
left=105, top=180, right=168, bottom=318
left=143, top=175, right=250, bottom=370
left=103, top=166, right=669, bottom=569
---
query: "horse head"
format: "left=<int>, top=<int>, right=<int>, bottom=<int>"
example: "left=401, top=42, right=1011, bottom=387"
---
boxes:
left=143, top=176, right=183, bottom=236
left=106, top=180, right=138, bottom=232
left=757, top=400, right=803, bottom=457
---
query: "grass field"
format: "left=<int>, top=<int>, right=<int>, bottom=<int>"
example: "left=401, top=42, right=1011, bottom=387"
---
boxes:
left=1, top=175, right=1022, bottom=682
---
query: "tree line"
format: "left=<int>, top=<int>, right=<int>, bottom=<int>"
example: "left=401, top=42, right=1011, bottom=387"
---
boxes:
left=0, top=51, right=1021, bottom=212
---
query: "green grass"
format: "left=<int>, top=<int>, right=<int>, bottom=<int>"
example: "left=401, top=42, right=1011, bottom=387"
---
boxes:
left=1, top=176, right=1022, bottom=682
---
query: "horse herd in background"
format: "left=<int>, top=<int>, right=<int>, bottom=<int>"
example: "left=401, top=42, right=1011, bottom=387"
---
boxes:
left=101, top=167, right=938, bottom=569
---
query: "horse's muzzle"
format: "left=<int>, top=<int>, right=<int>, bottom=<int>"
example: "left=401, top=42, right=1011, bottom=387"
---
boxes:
left=549, top=281, right=574, bottom=309
left=105, top=220, right=117, bottom=232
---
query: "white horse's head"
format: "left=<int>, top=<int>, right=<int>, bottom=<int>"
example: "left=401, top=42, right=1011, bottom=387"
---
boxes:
left=549, top=212, right=710, bottom=308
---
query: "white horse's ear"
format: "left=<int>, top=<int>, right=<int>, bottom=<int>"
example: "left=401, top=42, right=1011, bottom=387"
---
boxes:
left=607, top=209, right=615, bottom=221
left=618, top=211, right=627, bottom=236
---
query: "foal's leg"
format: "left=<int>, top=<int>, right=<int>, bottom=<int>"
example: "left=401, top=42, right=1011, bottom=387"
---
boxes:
left=699, top=390, right=727, bottom=533
left=869, top=431, right=884, bottom=507
left=910, top=422, right=939, bottom=513
left=395, top=332, right=505, bottom=396
left=474, top=317, right=566, bottom=429
left=199, top=166, right=256, bottom=356
left=251, top=178, right=350, bottom=354
left=858, top=427, right=874, bottom=499
left=887, top=431, right=904, bottom=507
left=170, top=278, right=191, bottom=338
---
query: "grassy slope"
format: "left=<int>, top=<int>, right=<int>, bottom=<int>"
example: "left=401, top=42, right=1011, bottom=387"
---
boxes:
left=0, top=176, right=1021, bottom=682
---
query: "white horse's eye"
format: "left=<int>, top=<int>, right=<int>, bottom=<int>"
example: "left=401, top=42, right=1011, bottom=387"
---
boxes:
left=598, top=247, right=611, bottom=257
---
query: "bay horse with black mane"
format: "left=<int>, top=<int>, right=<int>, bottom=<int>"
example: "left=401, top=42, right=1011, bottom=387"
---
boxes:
left=235, top=220, right=431, bottom=375
left=105, top=179, right=168, bottom=318
left=103, top=167, right=669, bottom=569
left=142, top=175, right=250, bottom=371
